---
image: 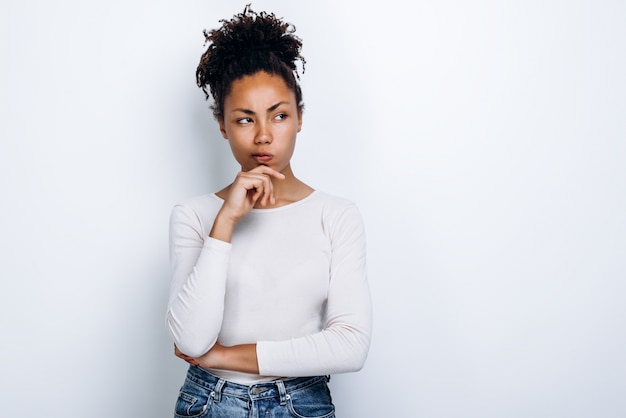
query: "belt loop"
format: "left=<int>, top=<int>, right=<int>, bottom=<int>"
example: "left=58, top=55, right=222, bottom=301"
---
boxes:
left=276, top=380, right=288, bottom=406
left=212, top=378, right=226, bottom=403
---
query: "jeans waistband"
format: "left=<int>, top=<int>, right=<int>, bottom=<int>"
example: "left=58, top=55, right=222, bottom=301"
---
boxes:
left=185, top=365, right=328, bottom=404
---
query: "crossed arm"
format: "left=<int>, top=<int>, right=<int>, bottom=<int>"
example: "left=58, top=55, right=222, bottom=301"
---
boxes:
left=167, top=166, right=371, bottom=376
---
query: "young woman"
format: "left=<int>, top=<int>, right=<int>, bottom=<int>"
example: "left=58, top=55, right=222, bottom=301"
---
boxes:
left=166, top=6, right=372, bottom=417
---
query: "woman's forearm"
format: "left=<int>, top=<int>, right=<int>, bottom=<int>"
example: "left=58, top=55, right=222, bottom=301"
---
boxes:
left=191, top=343, right=260, bottom=374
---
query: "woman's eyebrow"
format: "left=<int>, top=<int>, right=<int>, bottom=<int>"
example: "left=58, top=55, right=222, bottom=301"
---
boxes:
left=232, top=101, right=290, bottom=115
left=233, top=101, right=289, bottom=115
left=267, top=101, right=288, bottom=112
left=233, top=108, right=255, bottom=115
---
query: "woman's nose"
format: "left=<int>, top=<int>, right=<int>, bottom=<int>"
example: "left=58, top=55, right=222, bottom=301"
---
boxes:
left=254, top=123, right=272, bottom=144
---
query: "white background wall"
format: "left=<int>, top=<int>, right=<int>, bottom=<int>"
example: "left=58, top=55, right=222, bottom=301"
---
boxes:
left=1, top=1, right=625, bottom=417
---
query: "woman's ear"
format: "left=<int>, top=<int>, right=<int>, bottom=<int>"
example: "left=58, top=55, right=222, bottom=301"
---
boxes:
left=297, top=110, right=303, bottom=133
left=218, top=117, right=228, bottom=139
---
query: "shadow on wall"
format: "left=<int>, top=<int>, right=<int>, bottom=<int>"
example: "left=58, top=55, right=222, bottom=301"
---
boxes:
left=147, top=94, right=238, bottom=415
left=193, top=100, right=240, bottom=192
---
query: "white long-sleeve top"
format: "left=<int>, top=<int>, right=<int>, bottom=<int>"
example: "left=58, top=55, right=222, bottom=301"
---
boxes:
left=166, top=190, right=372, bottom=384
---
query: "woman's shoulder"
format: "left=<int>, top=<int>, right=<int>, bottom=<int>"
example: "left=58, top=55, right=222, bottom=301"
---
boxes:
left=310, top=190, right=363, bottom=225
left=170, top=193, right=223, bottom=228
left=312, top=190, right=358, bottom=210
left=173, top=193, right=222, bottom=212
left=311, top=191, right=366, bottom=242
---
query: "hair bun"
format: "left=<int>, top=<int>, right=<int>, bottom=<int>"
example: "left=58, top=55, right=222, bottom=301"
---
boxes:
left=196, top=4, right=306, bottom=118
left=204, top=5, right=304, bottom=74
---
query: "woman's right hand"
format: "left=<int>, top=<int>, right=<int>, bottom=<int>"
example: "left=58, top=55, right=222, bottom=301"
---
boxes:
left=223, top=166, right=285, bottom=219
left=210, top=166, right=284, bottom=242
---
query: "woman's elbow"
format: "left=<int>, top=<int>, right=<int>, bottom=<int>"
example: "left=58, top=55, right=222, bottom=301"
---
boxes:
left=345, top=346, right=369, bottom=372
left=337, top=333, right=370, bottom=373
left=174, top=340, right=214, bottom=358
left=166, top=317, right=215, bottom=358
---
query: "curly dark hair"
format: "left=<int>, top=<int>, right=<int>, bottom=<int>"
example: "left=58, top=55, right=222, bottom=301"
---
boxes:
left=196, top=4, right=306, bottom=119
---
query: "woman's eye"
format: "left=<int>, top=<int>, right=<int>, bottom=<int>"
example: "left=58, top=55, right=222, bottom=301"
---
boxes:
left=237, top=117, right=253, bottom=125
left=274, top=113, right=287, bottom=121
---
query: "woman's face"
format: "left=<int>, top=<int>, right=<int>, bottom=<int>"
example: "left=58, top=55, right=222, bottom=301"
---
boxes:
left=219, top=71, right=302, bottom=174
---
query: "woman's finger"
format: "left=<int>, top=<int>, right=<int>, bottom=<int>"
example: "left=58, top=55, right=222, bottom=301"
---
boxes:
left=252, top=166, right=284, bottom=206
left=241, top=172, right=275, bottom=207
left=249, top=165, right=286, bottom=180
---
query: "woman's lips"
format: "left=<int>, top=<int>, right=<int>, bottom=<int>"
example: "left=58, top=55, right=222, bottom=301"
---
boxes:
left=253, top=154, right=273, bottom=164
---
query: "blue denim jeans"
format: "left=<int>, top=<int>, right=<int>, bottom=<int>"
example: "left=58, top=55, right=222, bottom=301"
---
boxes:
left=173, top=366, right=336, bottom=418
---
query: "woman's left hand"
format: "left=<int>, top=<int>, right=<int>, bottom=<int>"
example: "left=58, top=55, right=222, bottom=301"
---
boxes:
left=174, top=344, right=201, bottom=367
left=174, top=343, right=225, bottom=368
left=174, top=343, right=258, bottom=374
